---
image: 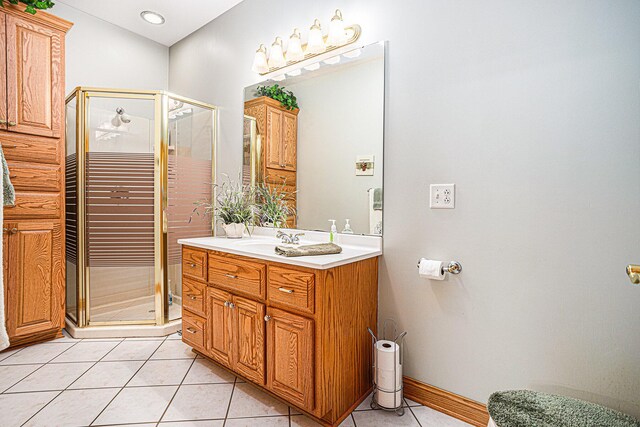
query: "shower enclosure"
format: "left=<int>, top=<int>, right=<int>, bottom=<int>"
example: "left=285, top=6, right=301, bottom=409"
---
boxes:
left=65, top=88, right=216, bottom=336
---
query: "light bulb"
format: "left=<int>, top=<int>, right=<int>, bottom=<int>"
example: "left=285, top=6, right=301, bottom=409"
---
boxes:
left=268, top=37, right=286, bottom=68
left=286, top=28, right=304, bottom=62
left=251, top=44, right=269, bottom=74
left=306, top=19, right=325, bottom=54
left=327, top=9, right=347, bottom=46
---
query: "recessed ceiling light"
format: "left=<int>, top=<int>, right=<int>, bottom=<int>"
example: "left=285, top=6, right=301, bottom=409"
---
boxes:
left=140, top=11, right=165, bottom=25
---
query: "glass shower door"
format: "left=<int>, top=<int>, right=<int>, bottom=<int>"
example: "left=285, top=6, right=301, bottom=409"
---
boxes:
left=166, top=97, right=215, bottom=321
left=84, top=94, right=158, bottom=325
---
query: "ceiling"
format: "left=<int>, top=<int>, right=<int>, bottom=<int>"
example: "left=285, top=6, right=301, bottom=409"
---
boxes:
left=57, top=0, right=244, bottom=46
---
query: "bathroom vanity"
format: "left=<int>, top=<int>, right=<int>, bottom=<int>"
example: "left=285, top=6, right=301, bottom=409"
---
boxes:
left=179, top=231, right=381, bottom=426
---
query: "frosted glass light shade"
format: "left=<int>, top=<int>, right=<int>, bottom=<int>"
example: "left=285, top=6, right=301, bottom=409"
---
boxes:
left=307, top=19, right=325, bottom=54
left=286, top=29, right=304, bottom=62
left=327, top=9, right=347, bottom=45
left=268, top=37, right=286, bottom=68
left=251, top=44, right=269, bottom=74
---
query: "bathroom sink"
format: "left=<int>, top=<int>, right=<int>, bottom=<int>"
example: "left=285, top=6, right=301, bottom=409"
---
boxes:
left=233, top=239, right=278, bottom=252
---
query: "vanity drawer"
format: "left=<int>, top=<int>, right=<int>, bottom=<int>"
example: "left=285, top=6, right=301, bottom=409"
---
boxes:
left=267, top=266, right=315, bottom=315
left=6, top=162, right=62, bottom=192
left=208, top=254, right=266, bottom=299
left=183, top=247, right=207, bottom=281
left=182, top=311, right=206, bottom=350
left=264, top=168, right=296, bottom=187
left=183, top=278, right=206, bottom=317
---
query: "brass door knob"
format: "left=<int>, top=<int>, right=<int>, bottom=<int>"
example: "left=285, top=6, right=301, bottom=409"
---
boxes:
left=627, top=265, right=640, bottom=284
left=0, top=119, right=6, bottom=125
left=7, top=121, right=16, bottom=126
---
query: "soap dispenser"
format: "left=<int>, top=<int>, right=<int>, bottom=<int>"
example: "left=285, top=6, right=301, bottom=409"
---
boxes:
left=341, top=219, right=354, bottom=234
left=329, top=219, right=338, bottom=243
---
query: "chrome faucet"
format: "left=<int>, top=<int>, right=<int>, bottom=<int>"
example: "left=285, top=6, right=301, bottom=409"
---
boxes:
left=276, top=231, right=305, bottom=245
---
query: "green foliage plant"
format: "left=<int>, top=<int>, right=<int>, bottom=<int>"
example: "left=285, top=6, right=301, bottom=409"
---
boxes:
left=0, top=0, right=55, bottom=15
left=255, top=84, right=299, bottom=110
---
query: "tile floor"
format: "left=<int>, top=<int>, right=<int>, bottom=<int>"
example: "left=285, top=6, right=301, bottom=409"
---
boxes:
left=0, top=331, right=472, bottom=427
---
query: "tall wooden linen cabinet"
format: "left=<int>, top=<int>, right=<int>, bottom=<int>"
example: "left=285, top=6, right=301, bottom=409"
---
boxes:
left=1, top=5, right=72, bottom=348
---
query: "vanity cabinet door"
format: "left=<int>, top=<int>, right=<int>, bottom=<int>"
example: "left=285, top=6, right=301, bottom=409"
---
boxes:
left=265, top=107, right=283, bottom=169
left=205, top=287, right=233, bottom=368
left=266, top=307, right=314, bottom=411
left=5, top=14, right=63, bottom=138
left=232, top=296, right=265, bottom=385
left=281, top=112, right=297, bottom=171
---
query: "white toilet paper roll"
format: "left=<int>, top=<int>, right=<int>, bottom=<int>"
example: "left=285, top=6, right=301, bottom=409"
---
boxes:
left=376, top=366, right=403, bottom=390
left=377, top=389, right=403, bottom=409
left=374, top=340, right=399, bottom=368
left=419, top=259, right=445, bottom=280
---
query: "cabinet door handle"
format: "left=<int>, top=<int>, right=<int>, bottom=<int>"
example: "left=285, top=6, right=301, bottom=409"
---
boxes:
left=224, top=301, right=230, bottom=307
left=228, top=302, right=235, bottom=309
left=2, top=228, right=8, bottom=234
left=0, top=119, right=6, bottom=125
left=7, top=121, right=16, bottom=127
left=264, top=315, right=271, bottom=322
left=2, top=144, right=17, bottom=149
left=279, top=163, right=286, bottom=168
left=188, top=295, right=197, bottom=300
left=185, top=327, right=197, bottom=334
left=10, top=228, right=17, bottom=235
left=189, top=263, right=197, bottom=268
left=224, top=274, right=238, bottom=279
left=278, top=287, right=294, bottom=294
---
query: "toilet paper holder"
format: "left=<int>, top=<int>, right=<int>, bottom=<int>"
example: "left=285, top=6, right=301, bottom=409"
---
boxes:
left=417, top=258, right=463, bottom=275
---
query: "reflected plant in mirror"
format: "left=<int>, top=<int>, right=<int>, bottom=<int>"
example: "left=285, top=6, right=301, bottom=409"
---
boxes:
left=192, top=174, right=255, bottom=238
left=255, top=182, right=297, bottom=228
left=243, top=42, right=385, bottom=236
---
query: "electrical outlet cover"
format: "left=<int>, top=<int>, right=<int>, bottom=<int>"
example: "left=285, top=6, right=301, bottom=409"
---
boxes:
left=430, top=184, right=455, bottom=209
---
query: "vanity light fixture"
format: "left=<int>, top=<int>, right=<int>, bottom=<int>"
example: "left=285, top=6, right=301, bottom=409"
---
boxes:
left=251, top=44, right=269, bottom=74
left=328, top=9, right=348, bottom=45
left=268, top=37, right=286, bottom=68
left=303, top=62, right=321, bottom=71
left=307, top=19, right=326, bottom=54
left=286, top=28, right=304, bottom=62
left=286, top=69, right=301, bottom=76
left=323, top=56, right=341, bottom=65
left=140, top=10, right=165, bottom=25
left=250, top=9, right=361, bottom=75
left=342, top=48, right=362, bottom=59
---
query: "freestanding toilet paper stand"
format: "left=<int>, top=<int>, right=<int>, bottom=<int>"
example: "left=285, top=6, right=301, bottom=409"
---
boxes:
left=368, top=319, right=408, bottom=415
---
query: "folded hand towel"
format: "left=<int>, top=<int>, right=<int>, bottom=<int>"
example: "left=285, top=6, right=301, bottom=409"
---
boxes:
left=1, top=146, right=15, bottom=207
left=275, top=243, right=342, bottom=257
left=373, top=188, right=382, bottom=211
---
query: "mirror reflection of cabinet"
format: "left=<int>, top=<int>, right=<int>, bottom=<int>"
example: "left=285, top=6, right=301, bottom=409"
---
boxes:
left=244, top=96, right=299, bottom=228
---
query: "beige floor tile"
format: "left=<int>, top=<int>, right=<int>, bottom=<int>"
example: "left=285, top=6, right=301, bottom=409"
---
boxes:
left=0, top=391, right=58, bottom=427
left=0, top=343, right=76, bottom=365
left=93, top=385, right=178, bottom=425
left=0, top=364, right=42, bottom=392
left=51, top=341, right=120, bottom=363
left=102, top=339, right=164, bottom=361
left=224, top=417, right=289, bottom=427
left=151, top=339, right=197, bottom=360
left=7, top=362, right=93, bottom=393
left=290, top=414, right=356, bottom=427
left=227, top=382, right=289, bottom=418
left=128, top=359, right=193, bottom=386
left=182, top=357, right=235, bottom=384
left=69, top=360, right=144, bottom=389
left=352, top=409, right=420, bottom=426
left=355, top=392, right=375, bottom=411
left=23, top=387, right=120, bottom=427
left=0, top=347, right=22, bottom=362
left=411, top=405, right=474, bottom=426
left=162, top=383, right=233, bottom=421
left=405, top=397, right=422, bottom=407
left=159, top=421, right=225, bottom=427
left=166, top=332, right=183, bottom=340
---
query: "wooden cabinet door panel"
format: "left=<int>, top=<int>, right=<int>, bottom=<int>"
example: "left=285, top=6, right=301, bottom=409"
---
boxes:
left=266, top=107, right=283, bottom=169
left=232, top=296, right=265, bottom=385
left=6, top=14, right=62, bottom=138
left=266, top=307, right=314, bottom=410
left=282, top=112, right=297, bottom=171
left=205, top=287, right=233, bottom=368
left=0, top=12, right=7, bottom=131
left=5, top=221, right=63, bottom=339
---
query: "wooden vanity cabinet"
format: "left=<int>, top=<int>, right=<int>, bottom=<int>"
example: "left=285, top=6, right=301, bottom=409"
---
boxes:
left=1, top=4, right=72, bottom=349
left=181, top=246, right=378, bottom=427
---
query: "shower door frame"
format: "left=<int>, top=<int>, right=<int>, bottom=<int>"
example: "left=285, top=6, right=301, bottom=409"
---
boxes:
left=66, top=87, right=217, bottom=328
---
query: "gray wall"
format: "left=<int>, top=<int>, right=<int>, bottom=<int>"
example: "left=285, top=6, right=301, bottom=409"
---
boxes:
left=287, top=56, right=384, bottom=235
left=51, top=3, right=169, bottom=94
left=169, top=0, right=640, bottom=417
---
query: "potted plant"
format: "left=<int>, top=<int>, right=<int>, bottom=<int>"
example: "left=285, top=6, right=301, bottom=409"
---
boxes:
left=255, top=182, right=296, bottom=228
left=0, top=0, right=55, bottom=14
left=192, top=175, right=255, bottom=238
left=254, top=84, right=299, bottom=110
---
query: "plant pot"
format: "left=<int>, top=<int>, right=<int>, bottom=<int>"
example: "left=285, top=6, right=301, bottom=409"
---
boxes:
left=222, top=223, right=245, bottom=239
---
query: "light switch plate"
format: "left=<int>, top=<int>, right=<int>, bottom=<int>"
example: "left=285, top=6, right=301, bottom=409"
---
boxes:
left=430, top=184, right=455, bottom=209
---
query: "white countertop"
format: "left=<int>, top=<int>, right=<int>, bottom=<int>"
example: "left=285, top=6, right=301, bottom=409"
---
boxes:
left=178, top=227, right=382, bottom=270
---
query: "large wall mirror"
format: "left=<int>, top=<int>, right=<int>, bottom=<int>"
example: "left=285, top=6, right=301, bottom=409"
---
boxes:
left=243, top=42, right=385, bottom=236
